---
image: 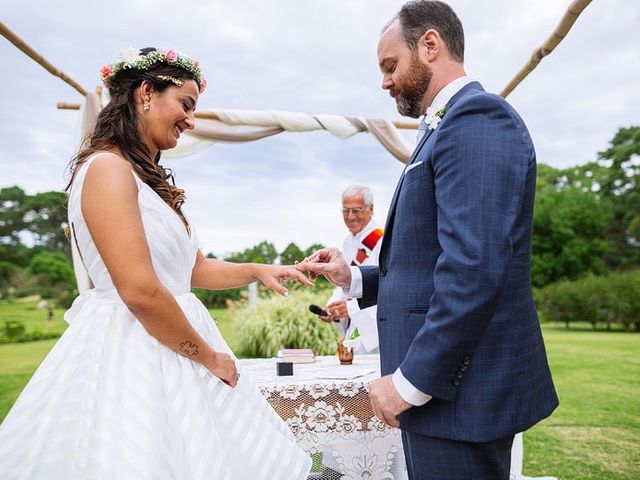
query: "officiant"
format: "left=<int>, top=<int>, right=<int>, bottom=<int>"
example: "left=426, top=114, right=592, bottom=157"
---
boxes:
left=318, top=185, right=382, bottom=353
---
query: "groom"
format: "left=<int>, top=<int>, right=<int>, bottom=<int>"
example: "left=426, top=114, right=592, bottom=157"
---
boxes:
left=306, top=1, right=558, bottom=478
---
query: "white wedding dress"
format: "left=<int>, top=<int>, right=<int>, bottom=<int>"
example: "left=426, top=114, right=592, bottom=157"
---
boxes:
left=0, top=154, right=311, bottom=480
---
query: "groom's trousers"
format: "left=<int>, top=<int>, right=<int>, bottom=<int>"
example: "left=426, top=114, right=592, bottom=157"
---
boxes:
left=401, top=430, right=514, bottom=480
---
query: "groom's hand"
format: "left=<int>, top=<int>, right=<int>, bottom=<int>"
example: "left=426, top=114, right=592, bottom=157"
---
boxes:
left=369, top=375, right=412, bottom=428
left=302, top=248, right=352, bottom=289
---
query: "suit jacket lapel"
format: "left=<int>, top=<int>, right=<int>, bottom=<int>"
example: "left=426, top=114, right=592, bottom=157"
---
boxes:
left=385, top=120, right=436, bottom=224
left=381, top=81, right=485, bottom=252
left=382, top=126, right=435, bottom=251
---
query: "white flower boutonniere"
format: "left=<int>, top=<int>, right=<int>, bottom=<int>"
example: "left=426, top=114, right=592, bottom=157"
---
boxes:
left=425, top=104, right=447, bottom=130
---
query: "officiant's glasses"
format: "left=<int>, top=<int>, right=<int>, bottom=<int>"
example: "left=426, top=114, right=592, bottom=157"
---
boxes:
left=342, top=207, right=369, bottom=216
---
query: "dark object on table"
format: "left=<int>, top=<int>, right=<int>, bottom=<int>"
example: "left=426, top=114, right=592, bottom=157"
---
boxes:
left=276, top=361, right=293, bottom=376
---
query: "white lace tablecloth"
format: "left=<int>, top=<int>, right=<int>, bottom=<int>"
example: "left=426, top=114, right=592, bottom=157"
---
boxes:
left=240, top=354, right=407, bottom=480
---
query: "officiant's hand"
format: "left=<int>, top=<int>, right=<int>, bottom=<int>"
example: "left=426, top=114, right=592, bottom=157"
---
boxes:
left=302, top=248, right=352, bottom=289
left=325, top=300, right=349, bottom=321
left=369, top=375, right=412, bottom=428
left=252, top=264, right=314, bottom=297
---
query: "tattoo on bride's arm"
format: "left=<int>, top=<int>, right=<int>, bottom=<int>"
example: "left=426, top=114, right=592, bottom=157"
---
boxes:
left=179, top=340, right=200, bottom=357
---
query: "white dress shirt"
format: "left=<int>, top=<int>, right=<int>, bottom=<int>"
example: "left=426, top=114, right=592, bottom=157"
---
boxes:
left=348, top=76, right=475, bottom=407
left=425, top=75, right=474, bottom=119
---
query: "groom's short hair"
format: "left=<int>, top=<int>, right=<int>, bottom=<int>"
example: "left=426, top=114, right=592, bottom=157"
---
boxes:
left=386, top=0, right=465, bottom=63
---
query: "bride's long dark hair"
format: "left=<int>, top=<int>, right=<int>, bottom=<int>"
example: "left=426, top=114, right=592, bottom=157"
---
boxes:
left=67, top=47, right=202, bottom=223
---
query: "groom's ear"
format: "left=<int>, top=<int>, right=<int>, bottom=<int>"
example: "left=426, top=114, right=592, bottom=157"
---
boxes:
left=420, top=29, right=440, bottom=62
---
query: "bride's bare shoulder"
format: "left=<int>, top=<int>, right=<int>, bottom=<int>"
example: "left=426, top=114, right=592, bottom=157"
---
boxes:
left=72, top=151, right=128, bottom=180
left=84, top=151, right=129, bottom=170
left=82, top=152, right=138, bottom=197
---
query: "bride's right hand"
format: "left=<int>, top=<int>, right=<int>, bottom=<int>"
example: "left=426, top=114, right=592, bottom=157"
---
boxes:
left=207, top=352, right=239, bottom=388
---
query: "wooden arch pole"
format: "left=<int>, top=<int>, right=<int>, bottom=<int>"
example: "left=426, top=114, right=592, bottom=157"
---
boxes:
left=0, top=21, right=87, bottom=96
left=4, top=1, right=596, bottom=128
left=500, top=0, right=593, bottom=98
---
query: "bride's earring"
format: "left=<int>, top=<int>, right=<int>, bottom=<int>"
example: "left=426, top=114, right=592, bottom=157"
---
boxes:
left=143, top=102, right=150, bottom=111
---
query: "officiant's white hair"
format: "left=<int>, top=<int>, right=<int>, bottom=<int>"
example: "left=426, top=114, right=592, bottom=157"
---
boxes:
left=342, top=185, right=374, bottom=206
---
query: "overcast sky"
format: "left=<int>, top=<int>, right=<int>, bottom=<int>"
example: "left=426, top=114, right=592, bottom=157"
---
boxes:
left=1, top=0, right=639, bottom=257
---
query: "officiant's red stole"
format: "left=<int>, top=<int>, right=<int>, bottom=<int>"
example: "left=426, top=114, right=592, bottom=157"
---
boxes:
left=351, top=228, right=383, bottom=266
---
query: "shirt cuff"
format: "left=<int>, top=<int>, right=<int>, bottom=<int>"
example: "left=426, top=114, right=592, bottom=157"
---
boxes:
left=345, top=298, right=360, bottom=316
left=392, top=368, right=432, bottom=406
left=344, top=266, right=363, bottom=298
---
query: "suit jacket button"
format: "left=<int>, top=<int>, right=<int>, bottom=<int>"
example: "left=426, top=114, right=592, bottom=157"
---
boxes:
left=380, top=267, right=387, bottom=277
left=460, top=365, right=468, bottom=372
left=463, top=357, right=470, bottom=365
left=453, top=379, right=460, bottom=386
left=456, top=372, right=463, bottom=379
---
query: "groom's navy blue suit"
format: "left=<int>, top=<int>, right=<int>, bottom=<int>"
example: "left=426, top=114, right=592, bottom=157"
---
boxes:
left=360, top=82, right=558, bottom=478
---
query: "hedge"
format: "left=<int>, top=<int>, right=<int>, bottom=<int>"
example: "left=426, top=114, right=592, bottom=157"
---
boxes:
left=536, top=270, right=640, bottom=330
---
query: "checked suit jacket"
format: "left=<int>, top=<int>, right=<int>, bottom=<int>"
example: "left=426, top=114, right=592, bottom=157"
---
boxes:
left=359, top=81, right=558, bottom=442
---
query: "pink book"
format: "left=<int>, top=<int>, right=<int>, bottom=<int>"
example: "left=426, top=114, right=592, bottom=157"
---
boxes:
left=277, top=349, right=316, bottom=363
left=279, top=349, right=314, bottom=356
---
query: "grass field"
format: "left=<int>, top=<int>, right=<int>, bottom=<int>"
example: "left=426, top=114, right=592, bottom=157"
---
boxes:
left=0, top=300, right=69, bottom=339
left=0, top=302, right=638, bottom=479
left=523, top=326, right=639, bottom=480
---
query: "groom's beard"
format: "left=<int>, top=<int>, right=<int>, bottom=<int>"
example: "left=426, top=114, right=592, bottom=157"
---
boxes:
left=392, top=54, right=432, bottom=119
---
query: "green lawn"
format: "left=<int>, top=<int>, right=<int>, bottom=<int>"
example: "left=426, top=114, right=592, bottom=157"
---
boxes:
left=0, top=303, right=638, bottom=479
left=0, top=300, right=234, bottom=346
left=523, top=326, right=639, bottom=480
left=0, top=300, right=69, bottom=339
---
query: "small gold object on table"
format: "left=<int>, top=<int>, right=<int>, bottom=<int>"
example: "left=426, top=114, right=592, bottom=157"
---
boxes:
left=337, top=339, right=354, bottom=365
left=337, top=328, right=360, bottom=365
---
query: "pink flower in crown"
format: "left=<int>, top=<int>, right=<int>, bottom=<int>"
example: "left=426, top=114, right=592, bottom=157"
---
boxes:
left=193, top=59, right=200, bottom=69
left=199, top=77, right=207, bottom=94
left=99, top=64, right=113, bottom=80
left=164, top=49, right=177, bottom=63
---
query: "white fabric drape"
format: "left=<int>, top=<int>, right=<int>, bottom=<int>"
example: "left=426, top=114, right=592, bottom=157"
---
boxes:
left=211, top=109, right=362, bottom=139
left=172, top=114, right=414, bottom=163
left=71, top=92, right=101, bottom=292
left=162, top=131, right=213, bottom=159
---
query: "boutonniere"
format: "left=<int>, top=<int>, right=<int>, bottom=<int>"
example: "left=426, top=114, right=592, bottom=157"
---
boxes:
left=425, top=104, right=447, bottom=130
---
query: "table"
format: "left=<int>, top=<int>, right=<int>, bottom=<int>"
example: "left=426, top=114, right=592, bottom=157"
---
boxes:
left=239, top=355, right=553, bottom=480
left=239, top=354, right=407, bottom=480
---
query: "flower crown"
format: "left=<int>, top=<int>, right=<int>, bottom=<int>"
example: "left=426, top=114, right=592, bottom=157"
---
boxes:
left=100, top=47, right=206, bottom=93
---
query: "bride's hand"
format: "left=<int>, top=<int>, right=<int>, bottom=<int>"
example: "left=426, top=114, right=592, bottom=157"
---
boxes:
left=207, top=352, right=239, bottom=388
left=252, top=264, right=314, bottom=296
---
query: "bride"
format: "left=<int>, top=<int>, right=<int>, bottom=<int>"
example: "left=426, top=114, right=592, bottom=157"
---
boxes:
left=0, top=47, right=311, bottom=479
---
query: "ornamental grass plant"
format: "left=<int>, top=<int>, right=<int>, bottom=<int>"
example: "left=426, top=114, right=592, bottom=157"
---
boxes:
left=233, top=289, right=340, bottom=358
